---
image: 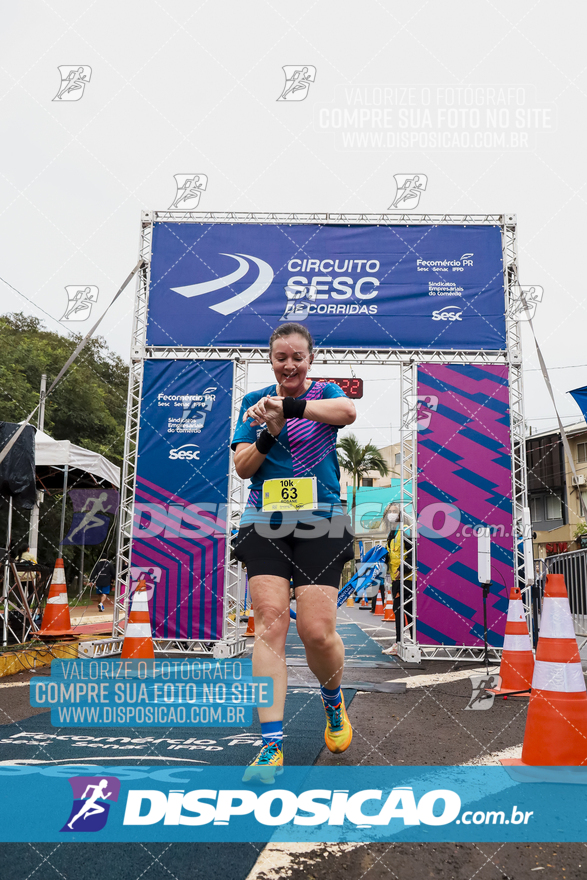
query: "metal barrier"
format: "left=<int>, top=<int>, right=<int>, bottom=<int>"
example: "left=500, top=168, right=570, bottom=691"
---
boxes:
left=536, top=549, right=587, bottom=648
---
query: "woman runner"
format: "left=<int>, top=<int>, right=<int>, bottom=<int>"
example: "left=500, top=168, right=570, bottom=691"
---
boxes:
left=232, top=323, right=356, bottom=782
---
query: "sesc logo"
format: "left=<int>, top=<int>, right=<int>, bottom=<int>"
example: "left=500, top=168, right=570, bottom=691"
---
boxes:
left=169, top=444, right=201, bottom=462
left=432, top=307, right=463, bottom=322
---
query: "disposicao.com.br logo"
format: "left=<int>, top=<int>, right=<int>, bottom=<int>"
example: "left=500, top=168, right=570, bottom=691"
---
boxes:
left=123, top=784, right=461, bottom=828
left=0, top=766, right=559, bottom=844
left=122, top=785, right=533, bottom=831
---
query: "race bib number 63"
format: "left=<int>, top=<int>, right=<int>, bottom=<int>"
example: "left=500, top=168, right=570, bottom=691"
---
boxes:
left=262, top=477, right=317, bottom=512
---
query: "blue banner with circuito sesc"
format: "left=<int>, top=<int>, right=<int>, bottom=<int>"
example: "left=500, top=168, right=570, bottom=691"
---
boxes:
left=146, top=223, right=506, bottom=350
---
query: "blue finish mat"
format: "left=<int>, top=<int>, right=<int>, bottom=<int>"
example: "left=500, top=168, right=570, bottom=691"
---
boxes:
left=0, top=690, right=355, bottom=767
left=286, top=620, right=397, bottom=664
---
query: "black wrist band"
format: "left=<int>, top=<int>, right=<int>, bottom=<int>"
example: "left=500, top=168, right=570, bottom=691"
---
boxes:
left=255, top=429, right=277, bottom=455
left=282, top=397, right=307, bottom=419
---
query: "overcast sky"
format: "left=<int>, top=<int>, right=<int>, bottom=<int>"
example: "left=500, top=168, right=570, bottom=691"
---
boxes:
left=2, top=1, right=586, bottom=447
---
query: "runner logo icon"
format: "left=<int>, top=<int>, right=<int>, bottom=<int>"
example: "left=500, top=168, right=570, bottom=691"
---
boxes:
left=171, top=253, right=274, bottom=315
left=389, top=173, right=428, bottom=210
left=61, top=776, right=120, bottom=832
left=169, top=444, right=200, bottom=461
left=52, top=66, right=92, bottom=101
left=280, top=283, right=318, bottom=321
left=61, top=285, right=99, bottom=321
left=277, top=66, right=316, bottom=101
left=509, top=284, right=543, bottom=322
left=63, top=488, right=119, bottom=546
left=169, top=173, right=208, bottom=210
left=432, top=307, right=463, bottom=322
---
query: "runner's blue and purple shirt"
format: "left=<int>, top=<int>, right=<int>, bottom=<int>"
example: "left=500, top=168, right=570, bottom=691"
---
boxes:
left=231, top=381, right=346, bottom=525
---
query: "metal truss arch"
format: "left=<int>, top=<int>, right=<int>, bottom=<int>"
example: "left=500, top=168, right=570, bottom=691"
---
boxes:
left=103, top=211, right=528, bottom=663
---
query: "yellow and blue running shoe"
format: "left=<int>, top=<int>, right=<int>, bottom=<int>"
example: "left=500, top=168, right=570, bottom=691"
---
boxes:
left=323, top=692, right=353, bottom=753
left=242, top=741, right=284, bottom=784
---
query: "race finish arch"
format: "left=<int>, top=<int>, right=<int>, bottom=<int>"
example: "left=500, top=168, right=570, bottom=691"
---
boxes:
left=111, top=212, right=528, bottom=662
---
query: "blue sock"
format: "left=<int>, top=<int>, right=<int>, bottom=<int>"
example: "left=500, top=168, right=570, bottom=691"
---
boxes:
left=321, top=685, right=341, bottom=707
left=261, top=721, right=283, bottom=747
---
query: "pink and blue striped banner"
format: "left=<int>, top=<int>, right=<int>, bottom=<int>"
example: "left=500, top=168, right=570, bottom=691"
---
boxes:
left=417, top=364, right=513, bottom=648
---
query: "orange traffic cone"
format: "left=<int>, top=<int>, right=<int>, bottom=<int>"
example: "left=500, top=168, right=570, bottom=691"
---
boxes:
left=503, top=574, right=587, bottom=766
left=374, top=591, right=384, bottom=616
left=38, top=558, right=73, bottom=639
left=383, top=594, right=396, bottom=622
left=488, top=586, right=534, bottom=697
left=244, top=604, right=255, bottom=637
left=121, top=579, right=154, bottom=659
left=346, top=593, right=355, bottom=607
left=359, top=595, right=369, bottom=610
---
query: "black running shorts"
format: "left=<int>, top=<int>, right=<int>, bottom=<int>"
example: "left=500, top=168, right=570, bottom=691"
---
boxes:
left=232, top=514, right=354, bottom=589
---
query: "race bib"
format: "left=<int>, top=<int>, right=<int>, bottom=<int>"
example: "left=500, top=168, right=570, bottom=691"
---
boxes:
left=262, top=477, right=317, bottom=512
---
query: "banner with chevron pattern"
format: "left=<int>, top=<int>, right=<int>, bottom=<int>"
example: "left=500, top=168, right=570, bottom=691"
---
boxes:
left=417, top=364, right=513, bottom=648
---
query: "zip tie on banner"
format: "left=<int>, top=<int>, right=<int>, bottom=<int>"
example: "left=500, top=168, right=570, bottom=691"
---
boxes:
left=0, top=259, right=144, bottom=469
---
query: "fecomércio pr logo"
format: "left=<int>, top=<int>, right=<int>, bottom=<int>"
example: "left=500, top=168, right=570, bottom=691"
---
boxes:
left=61, top=776, right=120, bottom=833
left=159, top=384, right=219, bottom=438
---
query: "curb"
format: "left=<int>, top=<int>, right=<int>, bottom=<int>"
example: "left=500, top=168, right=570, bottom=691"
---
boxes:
left=0, top=634, right=110, bottom=678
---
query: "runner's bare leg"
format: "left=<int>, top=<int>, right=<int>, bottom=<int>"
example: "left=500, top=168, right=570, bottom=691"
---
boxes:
left=296, top=584, right=344, bottom=690
left=248, top=575, right=290, bottom=722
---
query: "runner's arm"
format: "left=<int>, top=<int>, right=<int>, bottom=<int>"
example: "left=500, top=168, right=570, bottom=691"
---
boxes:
left=233, top=442, right=271, bottom=479
left=303, top=397, right=356, bottom=426
left=262, top=394, right=355, bottom=427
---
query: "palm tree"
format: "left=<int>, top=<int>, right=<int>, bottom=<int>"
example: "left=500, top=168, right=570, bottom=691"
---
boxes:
left=337, top=434, right=390, bottom=570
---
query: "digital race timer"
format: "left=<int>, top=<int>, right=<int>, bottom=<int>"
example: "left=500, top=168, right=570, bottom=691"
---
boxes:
left=313, top=377, right=364, bottom=399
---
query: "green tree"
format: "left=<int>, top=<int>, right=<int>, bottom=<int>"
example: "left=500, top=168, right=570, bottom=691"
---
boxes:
left=337, top=434, right=390, bottom=569
left=0, top=313, right=128, bottom=464
left=0, top=312, right=128, bottom=578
